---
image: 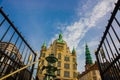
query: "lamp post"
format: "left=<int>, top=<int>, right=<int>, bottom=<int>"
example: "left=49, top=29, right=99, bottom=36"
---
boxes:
left=42, top=54, right=58, bottom=80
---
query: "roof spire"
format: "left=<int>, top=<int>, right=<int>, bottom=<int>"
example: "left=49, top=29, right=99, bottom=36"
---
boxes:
left=85, top=43, right=93, bottom=65
left=42, top=41, right=46, bottom=48
left=72, top=46, right=76, bottom=54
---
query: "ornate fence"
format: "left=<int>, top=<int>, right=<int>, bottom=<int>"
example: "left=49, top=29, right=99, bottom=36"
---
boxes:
left=0, top=8, right=37, bottom=80
left=95, top=0, right=120, bottom=80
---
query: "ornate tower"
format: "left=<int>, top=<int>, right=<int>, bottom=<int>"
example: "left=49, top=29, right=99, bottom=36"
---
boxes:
left=85, top=43, right=93, bottom=70
left=78, top=44, right=101, bottom=80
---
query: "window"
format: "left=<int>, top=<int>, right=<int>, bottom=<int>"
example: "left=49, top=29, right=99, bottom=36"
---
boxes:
left=41, top=60, right=44, bottom=65
left=73, top=72, right=77, bottom=78
left=7, top=60, right=11, bottom=64
left=57, top=61, right=61, bottom=67
left=40, top=70, right=42, bottom=74
left=57, top=69, right=60, bottom=76
left=64, top=63, right=70, bottom=69
left=3, top=65, right=9, bottom=73
left=73, top=58, right=76, bottom=62
left=64, top=71, right=70, bottom=77
left=40, top=53, right=45, bottom=57
left=73, top=64, right=77, bottom=69
left=93, top=71, right=96, bottom=75
left=64, top=56, right=69, bottom=61
left=6, top=51, right=10, bottom=56
left=58, top=53, right=61, bottom=59
left=11, top=53, right=16, bottom=60
left=0, top=56, right=4, bottom=62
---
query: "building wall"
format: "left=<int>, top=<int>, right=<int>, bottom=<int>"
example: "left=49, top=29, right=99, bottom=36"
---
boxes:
left=37, top=39, right=78, bottom=80
left=79, top=70, right=101, bottom=80
left=0, top=42, right=22, bottom=77
left=0, top=42, right=22, bottom=61
left=78, top=63, right=101, bottom=80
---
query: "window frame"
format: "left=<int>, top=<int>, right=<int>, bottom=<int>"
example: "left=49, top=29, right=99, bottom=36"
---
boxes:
left=64, top=71, right=70, bottom=77
left=64, top=63, right=70, bottom=69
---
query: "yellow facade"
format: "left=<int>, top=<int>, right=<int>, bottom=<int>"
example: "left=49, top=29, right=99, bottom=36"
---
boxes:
left=37, top=34, right=78, bottom=80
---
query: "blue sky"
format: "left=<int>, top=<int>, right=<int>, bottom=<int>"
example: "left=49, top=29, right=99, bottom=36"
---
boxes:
left=0, top=0, right=117, bottom=74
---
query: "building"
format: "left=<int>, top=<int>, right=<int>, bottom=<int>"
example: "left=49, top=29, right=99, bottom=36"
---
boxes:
left=0, top=42, right=33, bottom=80
left=0, top=42, right=22, bottom=78
left=0, top=42, right=22, bottom=61
left=37, top=33, right=78, bottom=80
left=78, top=44, right=101, bottom=80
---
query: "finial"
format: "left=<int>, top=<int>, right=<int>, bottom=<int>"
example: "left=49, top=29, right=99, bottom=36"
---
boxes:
left=42, top=41, right=46, bottom=47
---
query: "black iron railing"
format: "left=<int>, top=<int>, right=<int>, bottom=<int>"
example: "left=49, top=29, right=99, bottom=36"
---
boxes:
left=0, top=8, right=37, bottom=80
left=95, top=0, right=120, bottom=80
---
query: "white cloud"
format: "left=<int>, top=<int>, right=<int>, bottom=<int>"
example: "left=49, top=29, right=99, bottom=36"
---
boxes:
left=87, top=40, right=99, bottom=48
left=77, top=39, right=99, bottom=58
left=50, top=0, right=117, bottom=53
left=62, top=0, right=116, bottom=51
left=49, top=0, right=117, bottom=72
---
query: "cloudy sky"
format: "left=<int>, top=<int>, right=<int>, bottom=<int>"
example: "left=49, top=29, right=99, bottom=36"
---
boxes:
left=0, top=0, right=117, bottom=74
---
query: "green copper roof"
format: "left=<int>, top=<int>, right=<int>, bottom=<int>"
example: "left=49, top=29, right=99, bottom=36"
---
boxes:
left=57, top=33, right=64, bottom=43
left=42, top=41, right=46, bottom=48
left=72, top=47, right=76, bottom=54
left=85, top=43, right=93, bottom=64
